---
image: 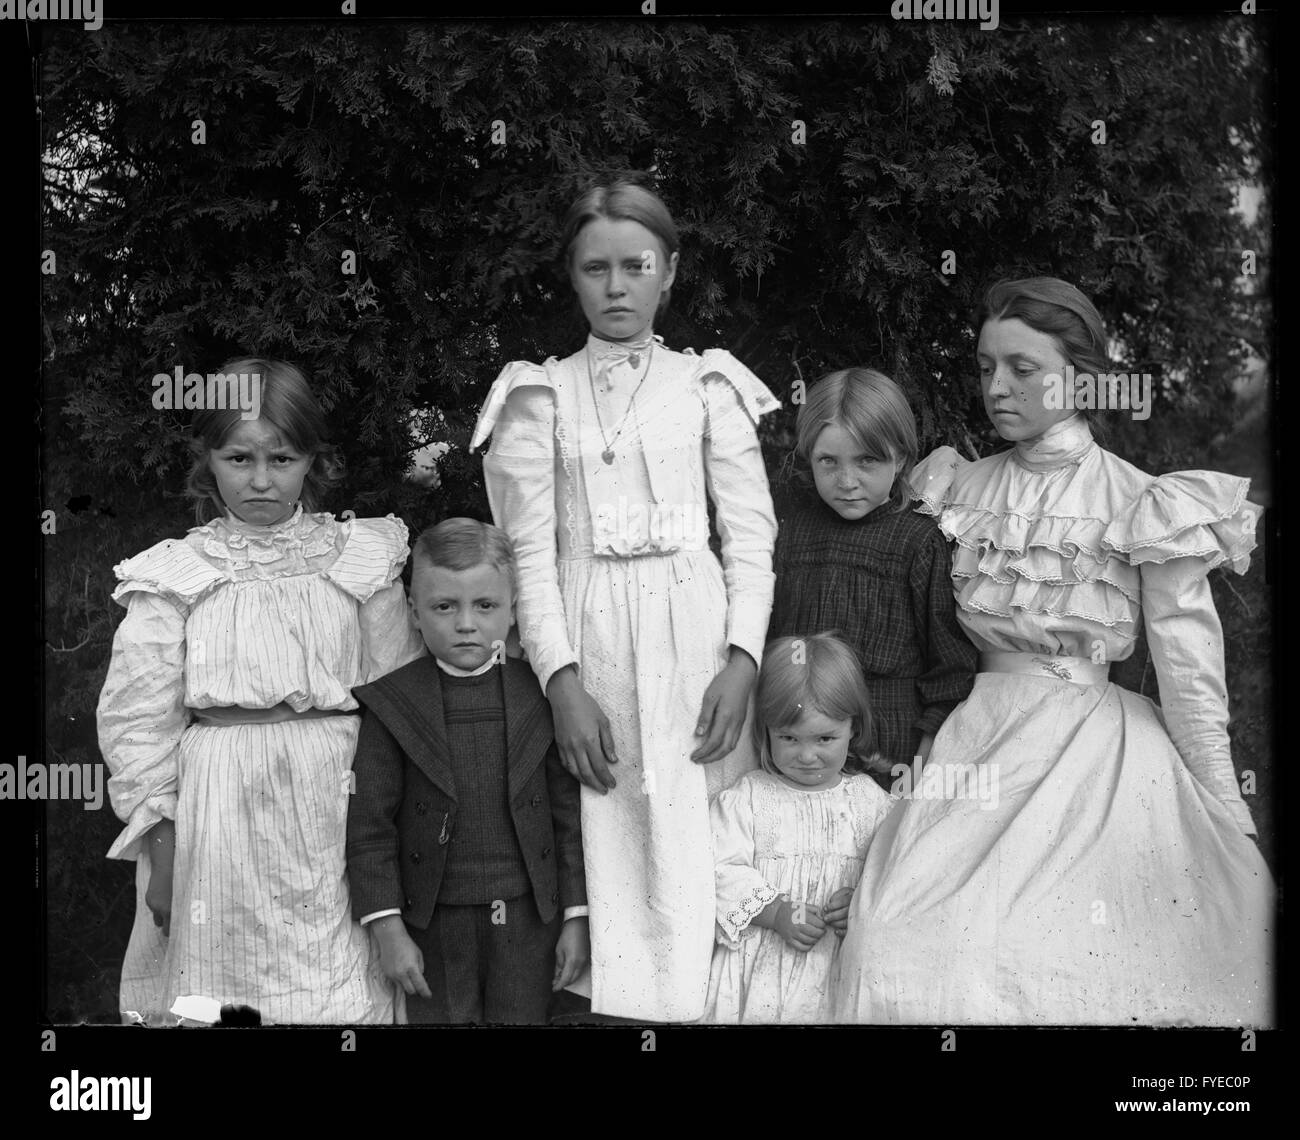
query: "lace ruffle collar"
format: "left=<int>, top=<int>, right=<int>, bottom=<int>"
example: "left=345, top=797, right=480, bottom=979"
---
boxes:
left=195, top=504, right=337, bottom=566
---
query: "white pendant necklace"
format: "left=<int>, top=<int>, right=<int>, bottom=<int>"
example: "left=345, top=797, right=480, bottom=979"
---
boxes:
left=587, top=340, right=655, bottom=464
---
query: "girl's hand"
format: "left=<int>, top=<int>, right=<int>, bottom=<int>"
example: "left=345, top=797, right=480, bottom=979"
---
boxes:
left=824, top=887, right=855, bottom=936
left=690, top=649, right=758, bottom=764
left=553, top=917, right=590, bottom=991
left=547, top=667, right=618, bottom=793
left=917, top=732, right=936, bottom=763
left=772, top=899, right=827, bottom=952
left=371, top=916, right=432, bottom=999
left=145, top=819, right=176, bottom=938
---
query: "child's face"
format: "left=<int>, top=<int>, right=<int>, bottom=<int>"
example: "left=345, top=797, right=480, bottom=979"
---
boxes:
left=768, top=709, right=853, bottom=790
left=977, top=317, right=1077, bottom=443
left=409, top=560, right=514, bottom=671
left=810, top=422, right=900, bottom=521
left=210, top=418, right=312, bottom=527
left=568, top=217, right=677, bottom=343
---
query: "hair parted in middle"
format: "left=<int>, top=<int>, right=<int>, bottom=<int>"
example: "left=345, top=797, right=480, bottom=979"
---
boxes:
left=184, top=356, right=343, bottom=525
left=794, top=368, right=919, bottom=512
left=411, top=516, right=518, bottom=598
left=751, top=632, right=886, bottom=777
left=557, top=176, right=681, bottom=315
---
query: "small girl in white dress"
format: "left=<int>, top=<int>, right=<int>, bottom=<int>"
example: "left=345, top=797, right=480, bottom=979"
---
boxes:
left=98, top=358, right=423, bottom=1024
left=704, top=633, right=893, bottom=1024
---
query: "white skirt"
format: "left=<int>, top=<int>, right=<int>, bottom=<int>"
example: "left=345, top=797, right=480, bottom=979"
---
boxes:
left=560, top=549, right=757, bottom=1022
left=834, top=673, right=1274, bottom=1026
left=120, top=718, right=394, bottom=1025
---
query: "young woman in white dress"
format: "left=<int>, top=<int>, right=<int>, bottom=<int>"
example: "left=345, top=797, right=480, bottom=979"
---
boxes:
left=99, top=358, right=423, bottom=1024
left=470, top=180, right=780, bottom=1022
left=833, top=277, right=1274, bottom=1025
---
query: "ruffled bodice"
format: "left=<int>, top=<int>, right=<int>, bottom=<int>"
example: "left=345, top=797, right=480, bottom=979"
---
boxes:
left=98, top=507, right=424, bottom=860
left=910, top=417, right=1257, bottom=660
left=910, top=416, right=1260, bottom=834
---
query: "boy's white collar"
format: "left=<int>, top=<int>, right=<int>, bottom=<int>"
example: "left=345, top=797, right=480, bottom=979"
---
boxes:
left=435, top=655, right=500, bottom=678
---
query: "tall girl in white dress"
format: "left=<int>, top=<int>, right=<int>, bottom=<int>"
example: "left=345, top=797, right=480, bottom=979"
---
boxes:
left=834, top=278, right=1274, bottom=1025
left=470, top=181, right=780, bottom=1021
left=98, top=358, right=423, bottom=1024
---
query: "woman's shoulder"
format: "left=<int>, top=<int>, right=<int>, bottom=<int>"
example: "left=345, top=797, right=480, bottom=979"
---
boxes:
left=1092, top=448, right=1259, bottom=574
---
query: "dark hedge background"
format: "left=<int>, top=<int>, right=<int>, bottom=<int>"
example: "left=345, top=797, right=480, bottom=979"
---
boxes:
left=39, top=16, right=1273, bottom=1021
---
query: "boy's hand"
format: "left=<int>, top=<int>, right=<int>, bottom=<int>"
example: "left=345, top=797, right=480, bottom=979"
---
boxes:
left=691, top=649, right=757, bottom=764
left=553, top=917, right=590, bottom=991
left=773, top=899, right=827, bottom=952
left=371, top=916, right=432, bottom=999
left=145, top=819, right=176, bottom=937
left=824, top=887, right=855, bottom=936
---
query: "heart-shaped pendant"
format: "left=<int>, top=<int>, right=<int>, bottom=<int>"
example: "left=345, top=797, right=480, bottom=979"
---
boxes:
left=602, top=449, right=615, bottom=464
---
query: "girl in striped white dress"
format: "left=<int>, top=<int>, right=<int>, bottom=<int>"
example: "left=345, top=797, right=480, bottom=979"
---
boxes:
left=97, top=358, right=424, bottom=1024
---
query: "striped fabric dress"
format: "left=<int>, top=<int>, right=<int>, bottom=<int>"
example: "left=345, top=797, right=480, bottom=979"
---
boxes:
left=97, top=506, right=424, bottom=1024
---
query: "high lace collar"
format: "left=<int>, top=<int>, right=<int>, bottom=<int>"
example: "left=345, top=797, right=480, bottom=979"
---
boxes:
left=217, top=502, right=305, bottom=538
left=197, top=504, right=337, bottom=567
left=1011, top=415, right=1095, bottom=472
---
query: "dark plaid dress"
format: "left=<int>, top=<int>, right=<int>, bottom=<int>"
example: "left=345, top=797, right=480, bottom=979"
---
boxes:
left=770, top=490, right=977, bottom=779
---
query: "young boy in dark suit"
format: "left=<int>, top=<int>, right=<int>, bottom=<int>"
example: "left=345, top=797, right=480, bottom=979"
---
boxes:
left=346, top=518, right=587, bottom=1023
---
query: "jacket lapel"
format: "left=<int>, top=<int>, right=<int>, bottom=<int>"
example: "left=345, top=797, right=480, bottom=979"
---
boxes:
left=501, top=659, right=553, bottom=799
left=354, top=655, right=457, bottom=800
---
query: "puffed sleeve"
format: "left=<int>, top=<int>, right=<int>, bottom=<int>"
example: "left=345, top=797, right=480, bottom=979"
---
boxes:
left=712, top=776, right=781, bottom=947
left=1140, top=557, right=1256, bottom=835
left=909, top=526, right=976, bottom=738
left=473, top=362, right=578, bottom=693
left=697, top=350, right=780, bottom=666
left=359, top=582, right=425, bottom=684
left=909, top=445, right=968, bottom=517
left=323, top=515, right=425, bottom=684
left=98, top=591, right=189, bottom=862
left=1108, top=471, right=1261, bottom=836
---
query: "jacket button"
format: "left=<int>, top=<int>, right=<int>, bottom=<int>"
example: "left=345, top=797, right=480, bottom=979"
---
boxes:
left=415, top=802, right=427, bottom=815
left=550, top=891, right=559, bottom=904
left=531, top=794, right=542, bottom=808
left=541, top=846, right=552, bottom=859
left=405, top=898, right=413, bottom=909
left=410, top=851, right=421, bottom=864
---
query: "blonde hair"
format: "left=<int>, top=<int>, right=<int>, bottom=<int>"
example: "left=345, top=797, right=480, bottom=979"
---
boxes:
left=411, top=517, right=517, bottom=598
left=794, top=368, right=918, bottom=512
left=184, top=357, right=342, bottom=524
left=558, top=178, right=681, bottom=315
left=751, top=633, right=884, bottom=776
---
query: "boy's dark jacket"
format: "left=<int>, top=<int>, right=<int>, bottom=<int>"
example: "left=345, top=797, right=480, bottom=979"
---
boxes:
left=346, top=654, right=585, bottom=929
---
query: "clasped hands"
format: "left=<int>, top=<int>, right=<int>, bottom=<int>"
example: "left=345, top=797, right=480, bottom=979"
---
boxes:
left=547, top=649, right=757, bottom=793
left=755, top=888, right=855, bottom=951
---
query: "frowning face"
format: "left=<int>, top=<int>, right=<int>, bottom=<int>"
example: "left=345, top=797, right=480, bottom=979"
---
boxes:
left=210, top=419, right=312, bottom=526
left=810, top=422, right=900, bottom=521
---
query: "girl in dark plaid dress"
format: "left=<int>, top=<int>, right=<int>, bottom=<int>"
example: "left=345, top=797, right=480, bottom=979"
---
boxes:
left=770, top=369, right=976, bottom=785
